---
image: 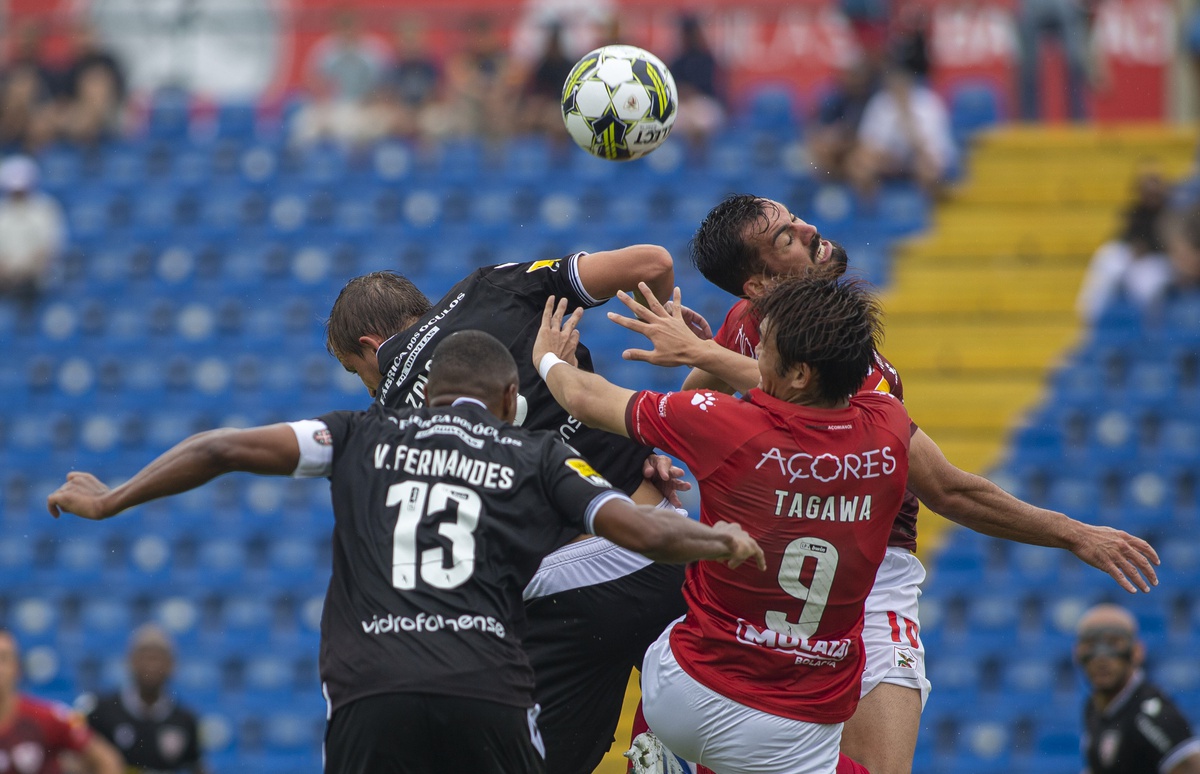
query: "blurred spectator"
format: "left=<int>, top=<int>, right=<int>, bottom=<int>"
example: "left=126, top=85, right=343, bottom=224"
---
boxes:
left=291, top=11, right=389, bottom=146
left=52, top=22, right=127, bottom=145
left=1162, top=202, right=1200, bottom=298
left=0, top=629, right=124, bottom=774
left=425, top=15, right=517, bottom=139
left=1075, top=604, right=1200, bottom=774
left=377, top=20, right=440, bottom=140
left=517, top=22, right=574, bottom=137
left=809, top=57, right=879, bottom=180
left=82, top=626, right=205, bottom=774
left=0, top=156, right=65, bottom=311
left=1016, top=0, right=1096, bottom=122
left=0, top=21, right=57, bottom=151
left=669, top=15, right=725, bottom=147
left=1077, top=166, right=1172, bottom=322
left=849, top=58, right=956, bottom=200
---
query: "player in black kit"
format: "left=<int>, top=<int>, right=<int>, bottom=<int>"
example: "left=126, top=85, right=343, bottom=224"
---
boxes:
left=1076, top=604, right=1200, bottom=774
left=83, top=625, right=205, bottom=774
left=325, top=246, right=692, bottom=773
left=47, top=332, right=765, bottom=774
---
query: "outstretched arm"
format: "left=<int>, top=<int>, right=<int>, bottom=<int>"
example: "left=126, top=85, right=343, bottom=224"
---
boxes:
left=48, top=425, right=300, bottom=520
left=576, top=244, right=675, bottom=305
left=907, top=428, right=1160, bottom=593
left=592, top=498, right=765, bottom=570
left=534, top=297, right=636, bottom=437
left=609, top=284, right=761, bottom=394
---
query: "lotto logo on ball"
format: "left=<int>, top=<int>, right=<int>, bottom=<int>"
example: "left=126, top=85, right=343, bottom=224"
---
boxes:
left=561, top=44, right=678, bottom=162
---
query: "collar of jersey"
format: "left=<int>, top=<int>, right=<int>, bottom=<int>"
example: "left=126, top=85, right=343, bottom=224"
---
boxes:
left=451, top=397, right=489, bottom=410
left=747, top=388, right=859, bottom=421
left=1102, top=669, right=1146, bottom=718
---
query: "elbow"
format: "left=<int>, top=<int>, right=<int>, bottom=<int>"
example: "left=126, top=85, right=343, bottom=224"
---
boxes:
left=643, top=245, right=674, bottom=285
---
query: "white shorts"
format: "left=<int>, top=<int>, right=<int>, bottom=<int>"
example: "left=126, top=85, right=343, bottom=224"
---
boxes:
left=860, top=547, right=931, bottom=706
left=641, top=621, right=843, bottom=774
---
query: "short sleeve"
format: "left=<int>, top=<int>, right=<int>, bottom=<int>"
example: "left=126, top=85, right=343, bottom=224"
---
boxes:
left=852, top=391, right=913, bottom=450
left=625, top=389, right=743, bottom=478
left=712, top=302, right=758, bottom=358
left=485, top=253, right=603, bottom=309
left=542, top=441, right=632, bottom=535
left=289, top=420, right=334, bottom=478
left=289, top=411, right=358, bottom=478
left=1134, top=696, right=1200, bottom=772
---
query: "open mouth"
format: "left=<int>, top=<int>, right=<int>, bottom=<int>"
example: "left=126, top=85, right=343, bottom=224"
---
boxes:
left=813, top=238, right=830, bottom=264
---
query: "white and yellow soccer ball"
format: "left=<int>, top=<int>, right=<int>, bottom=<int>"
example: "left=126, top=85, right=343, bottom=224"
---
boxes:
left=561, top=45, right=678, bottom=161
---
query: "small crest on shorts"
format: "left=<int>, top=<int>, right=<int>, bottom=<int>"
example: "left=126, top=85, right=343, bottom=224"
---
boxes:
left=893, top=646, right=917, bottom=669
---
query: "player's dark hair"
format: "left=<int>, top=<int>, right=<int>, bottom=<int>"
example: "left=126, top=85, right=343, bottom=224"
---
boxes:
left=325, top=271, right=431, bottom=358
left=754, top=270, right=882, bottom=405
left=426, top=331, right=519, bottom=404
left=690, top=194, right=770, bottom=297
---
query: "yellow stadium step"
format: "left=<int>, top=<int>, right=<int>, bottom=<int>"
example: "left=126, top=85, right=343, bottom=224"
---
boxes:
left=890, top=123, right=1196, bottom=563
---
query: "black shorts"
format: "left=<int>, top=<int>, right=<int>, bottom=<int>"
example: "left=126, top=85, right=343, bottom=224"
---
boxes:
left=523, top=560, right=687, bottom=774
left=324, top=693, right=546, bottom=774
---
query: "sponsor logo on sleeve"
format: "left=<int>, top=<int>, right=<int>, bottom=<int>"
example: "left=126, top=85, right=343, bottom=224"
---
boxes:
left=526, top=259, right=561, bottom=273
left=690, top=392, right=716, bottom=412
left=313, top=428, right=332, bottom=446
left=565, top=458, right=612, bottom=488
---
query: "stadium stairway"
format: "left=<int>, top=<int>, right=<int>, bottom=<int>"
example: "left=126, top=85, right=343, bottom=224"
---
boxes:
left=880, top=124, right=1197, bottom=557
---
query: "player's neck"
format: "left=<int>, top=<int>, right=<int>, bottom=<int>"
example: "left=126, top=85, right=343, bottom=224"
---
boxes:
left=137, top=685, right=164, bottom=707
left=1090, top=675, right=1133, bottom=713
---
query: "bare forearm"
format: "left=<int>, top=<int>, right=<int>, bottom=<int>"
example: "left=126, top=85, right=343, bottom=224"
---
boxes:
left=637, top=509, right=739, bottom=564
left=925, top=478, right=1078, bottom=549
left=687, top=341, right=759, bottom=394
left=544, top=364, right=633, bottom=436
left=597, top=504, right=737, bottom=563
left=101, top=430, right=249, bottom=516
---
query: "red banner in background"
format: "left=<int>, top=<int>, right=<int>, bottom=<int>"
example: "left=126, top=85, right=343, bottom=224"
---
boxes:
left=3, top=0, right=1175, bottom=122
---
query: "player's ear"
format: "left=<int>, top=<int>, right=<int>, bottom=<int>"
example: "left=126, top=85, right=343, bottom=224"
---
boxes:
left=742, top=274, right=768, bottom=299
left=790, top=362, right=816, bottom=393
left=357, top=334, right=386, bottom=355
left=499, top=383, right=519, bottom=424
left=1132, top=640, right=1146, bottom=667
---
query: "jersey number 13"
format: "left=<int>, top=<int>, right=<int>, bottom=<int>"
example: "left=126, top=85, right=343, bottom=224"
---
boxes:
left=386, top=481, right=482, bottom=590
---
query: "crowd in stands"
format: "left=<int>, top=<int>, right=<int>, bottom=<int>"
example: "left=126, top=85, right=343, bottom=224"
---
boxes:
left=1079, top=166, right=1200, bottom=326
left=0, top=20, right=126, bottom=152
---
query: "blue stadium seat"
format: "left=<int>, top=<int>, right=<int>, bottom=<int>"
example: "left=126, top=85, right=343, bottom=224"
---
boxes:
left=745, top=85, right=799, bottom=136
left=146, top=89, right=193, bottom=141
left=950, top=81, right=1002, bottom=145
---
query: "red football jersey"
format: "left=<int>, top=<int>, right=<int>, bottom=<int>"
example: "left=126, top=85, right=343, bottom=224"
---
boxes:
left=712, top=299, right=919, bottom=551
left=626, top=387, right=911, bottom=723
left=0, top=695, right=91, bottom=774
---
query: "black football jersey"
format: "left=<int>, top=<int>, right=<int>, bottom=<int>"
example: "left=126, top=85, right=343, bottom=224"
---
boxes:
left=85, top=690, right=202, bottom=773
left=1083, top=673, right=1200, bottom=774
left=374, top=255, right=654, bottom=496
left=301, top=401, right=629, bottom=712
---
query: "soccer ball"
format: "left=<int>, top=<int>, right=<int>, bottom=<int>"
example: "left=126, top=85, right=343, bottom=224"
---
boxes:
left=561, top=45, right=678, bottom=162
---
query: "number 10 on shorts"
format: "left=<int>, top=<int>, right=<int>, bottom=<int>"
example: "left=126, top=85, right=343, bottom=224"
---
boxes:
left=887, top=611, right=920, bottom=648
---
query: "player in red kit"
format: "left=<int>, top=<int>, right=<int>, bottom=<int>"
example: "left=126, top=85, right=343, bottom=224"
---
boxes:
left=608, top=194, right=1159, bottom=774
left=0, top=631, right=123, bottom=774
left=535, top=273, right=911, bottom=774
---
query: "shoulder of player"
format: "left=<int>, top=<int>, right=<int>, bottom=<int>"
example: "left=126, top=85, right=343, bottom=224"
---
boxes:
left=1134, top=683, right=1187, bottom=720
left=18, top=694, right=79, bottom=723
